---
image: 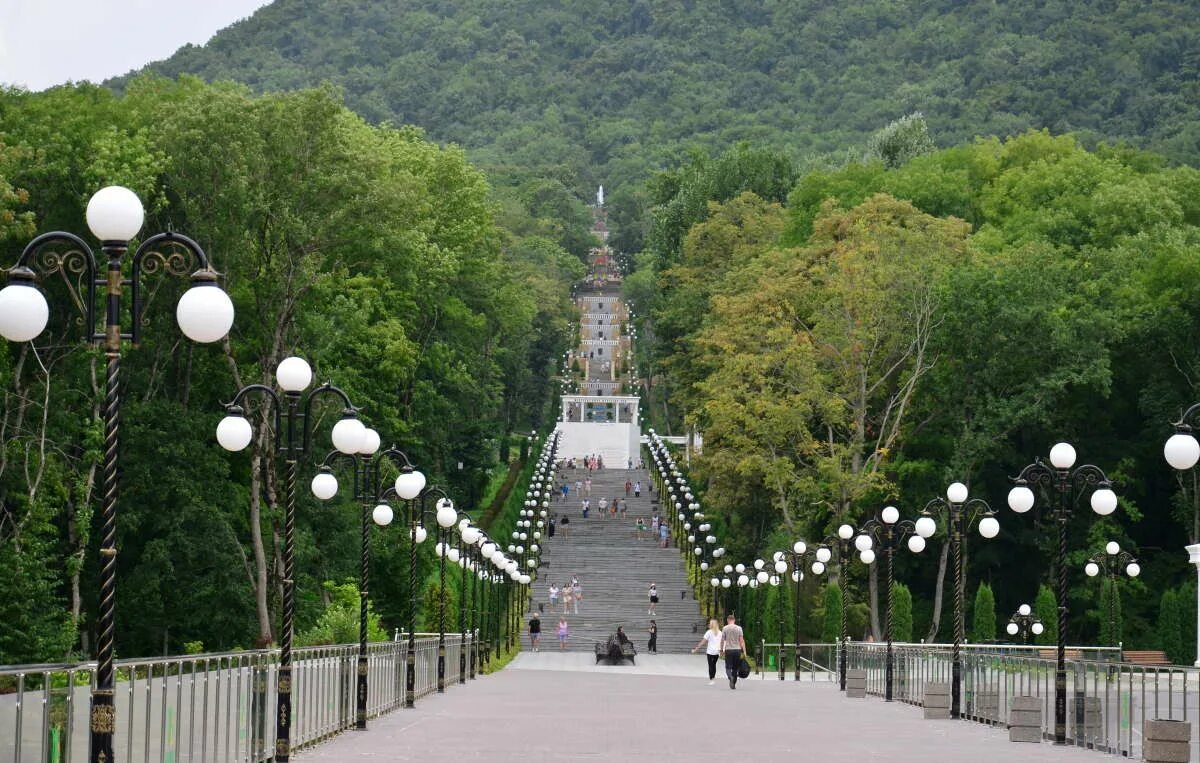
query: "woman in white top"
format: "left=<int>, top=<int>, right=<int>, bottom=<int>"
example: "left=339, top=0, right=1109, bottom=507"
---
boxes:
left=691, top=619, right=723, bottom=684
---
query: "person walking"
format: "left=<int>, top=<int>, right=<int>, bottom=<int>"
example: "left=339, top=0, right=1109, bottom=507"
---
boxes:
left=619, top=498, right=628, bottom=518
left=549, top=583, right=559, bottom=611
left=648, top=583, right=658, bottom=615
left=636, top=517, right=646, bottom=540
left=650, top=515, right=659, bottom=535
left=557, top=617, right=570, bottom=650
left=528, top=612, right=542, bottom=652
left=560, top=514, right=569, bottom=538
left=634, top=481, right=641, bottom=498
left=647, top=620, right=658, bottom=654
left=691, top=619, right=723, bottom=684
left=572, top=579, right=582, bottom=614
left=574, top=479, right=582, bottom=497
left=598, top=496, right=608, bottom=517
left=625, top=479, right=632, bottom=496
left=584, top=477, right=592, bottom=496
left=561, top=583, right=573, bottom=615
left=582, top=498, right=590, bottom=519
left=659, top=522, right=669, bottom=548
left=720, top=614, right=747, bottom=690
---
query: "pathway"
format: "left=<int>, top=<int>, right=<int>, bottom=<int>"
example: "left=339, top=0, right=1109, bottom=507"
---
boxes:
left=298, top=655, right=1108, bottom=762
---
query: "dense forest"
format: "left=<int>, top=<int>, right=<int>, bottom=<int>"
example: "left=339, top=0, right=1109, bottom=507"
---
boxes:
left=0, top=78, right=583, bottom=663
left=629, top=122, right=1200, bottom=654
left=123, top=0, right=1200, bottom=252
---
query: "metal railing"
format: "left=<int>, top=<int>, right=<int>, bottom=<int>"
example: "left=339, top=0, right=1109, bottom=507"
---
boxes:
left=755, top=642, right=839, bottom=681
left=843, top=641, right=1200, bottom=761
left=0, top=633, right=472, bottom=762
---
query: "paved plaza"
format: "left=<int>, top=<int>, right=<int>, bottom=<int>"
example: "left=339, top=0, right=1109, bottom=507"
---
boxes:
left=298, top=655, right=1106, bottom=762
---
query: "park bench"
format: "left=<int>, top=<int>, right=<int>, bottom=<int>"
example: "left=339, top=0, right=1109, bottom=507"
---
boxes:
left=1122, top=650, right=1171, bottom=667
left=1036, top=648, right=1084, bottom=661
left=691, top=619, right=709, bottom=634
left=594, top=641, right=637, bottom=665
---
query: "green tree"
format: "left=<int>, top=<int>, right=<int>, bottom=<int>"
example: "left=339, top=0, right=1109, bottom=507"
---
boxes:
left=822, top=583, right=843, bottom=643
left=971, top=583, right=997, bottom=644
left=890, top=583, right=913, bottom=643
left=1034, top=586, right=1059, bottom=647
left=297, top=581, right=388, bottom=646
left=1159, top=589, right=1182, bottom=663
left=864, top=112, right=935, bottom=169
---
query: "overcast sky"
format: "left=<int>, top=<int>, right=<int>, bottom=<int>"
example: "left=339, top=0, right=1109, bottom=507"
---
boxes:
left=0, top=0, right=272, bottom=91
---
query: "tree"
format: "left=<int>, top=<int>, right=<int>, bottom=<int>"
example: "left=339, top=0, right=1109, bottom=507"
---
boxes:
left=1034, top=585, right=1059, bottom=647
left=822, top=583, right=843, bottom=643
left=891, top=583, right=913, bottom=643
left=296, top=581, right=388, bottom=646
left=972, top=583, right=997, bottom=644
left=864, top=112, right=935, bottom=169
left=1159, top=589, right=1182, bottom=663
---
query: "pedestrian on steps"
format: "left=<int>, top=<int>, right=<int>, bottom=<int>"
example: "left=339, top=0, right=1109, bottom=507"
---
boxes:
left=584, top=477, right=592, bottom=496
left=692, top=619, right=722, bottom=684
left=659, top=522, right=669, bottom=548
left=636, top=517, right=646, bottom=540
left=582, top=498, right=590, bottom=518
left=557, top=617, right=570, bottom=650
left=572, top=579, right=582, bottom=614
left=648, top=620, right=658, bottom=654
left=619, top=498, right=628, bottom=518
left=560, top=515, right=569, bottom=538
left=549, top=583, right=559, bottom=610
left=634, top=481, right=641, bottom=498
left=625, top=479, right=632, bottom=496
left=648, top=583, right=658, bottom=615
left=549, top=515, right=556, bottom=537
left=598, top=497, right=607, bottom=516
left=575, top=479, right=582, bottom=497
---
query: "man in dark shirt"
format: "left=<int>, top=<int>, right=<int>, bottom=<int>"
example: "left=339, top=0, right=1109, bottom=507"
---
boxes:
left=529, top=613, right=541, bottom=652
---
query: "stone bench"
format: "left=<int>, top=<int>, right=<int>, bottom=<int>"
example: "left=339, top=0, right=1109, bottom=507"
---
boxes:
left=1009, top=695, right=1042, bottom=743
left=1144, top=719, right=1191, bottom=763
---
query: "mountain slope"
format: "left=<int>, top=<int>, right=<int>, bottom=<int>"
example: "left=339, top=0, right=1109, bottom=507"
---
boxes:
left=126, top=0, right=1198, bottom=202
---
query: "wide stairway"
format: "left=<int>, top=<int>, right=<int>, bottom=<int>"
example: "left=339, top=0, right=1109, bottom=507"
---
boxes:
left=531, top=466, right=704, bottom=654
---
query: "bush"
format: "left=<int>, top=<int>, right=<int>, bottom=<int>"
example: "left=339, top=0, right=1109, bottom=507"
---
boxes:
left=1034, top=585, right=1058, bottom=646
left=891, top=583, right=913, bottom=642
left=822, top=583, right=843, bottom=643
left=297, top=581, right=388, bottom=647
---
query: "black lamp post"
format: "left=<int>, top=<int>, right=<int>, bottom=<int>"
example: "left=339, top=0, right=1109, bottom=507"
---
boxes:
left=312, top=444, right=424, bottom=727
left=920, top=483, right=1000, bottom=719
left=852, top=505, right=934, bottom=702
left=0, top=187, right=235, bottom=763
left=402, top=494, right=429, bottom=708
left=430, top=488, right=460, bottom=693
left=1006, top=441, right=1117, bottom=744
left=1006, top=604, right=1045, bottom=644
left=1084, top=542, right=1140, bottom=646
left=816, top=524, right=856, bottom=691
left=218, top=357, right=362, bottom=762
left=774, top=542, right=824, bottom=681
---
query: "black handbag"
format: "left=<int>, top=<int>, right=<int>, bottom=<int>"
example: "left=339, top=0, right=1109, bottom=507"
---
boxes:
left=737, top=658, right=751, bottom=679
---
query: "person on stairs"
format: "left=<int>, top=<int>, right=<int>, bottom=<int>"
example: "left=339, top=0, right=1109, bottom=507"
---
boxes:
left=528, top=612, right=541, bottom=652
left=647, top=620, right=658, bottom=654
left=692, top=619, right=723, bottom=684
left=648, top=582, right=658, bottom=615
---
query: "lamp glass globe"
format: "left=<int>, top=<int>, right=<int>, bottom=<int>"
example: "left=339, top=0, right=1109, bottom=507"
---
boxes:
left=1127, top=562, right=1141, bottom=577
left=1090, top=488, right=1117, bottom=516
left=721, top=578, right=731, bottom=588
left=907, top=535, right=926, bottom=553
left=1085, top=562, right=1100, bottom=577
left=1031, top=622, right=1044, bottom=635
left=811, top=561, right=825, bottom=575
left=978, top=516, right=1000, bottom=539
left=915, top=516, right=937, bottom=539
left=859, top=549, right=875, bottom=564
left=412, top=526, right=428, bottom=545
left=216, top=415, right=253, bottom=452
left=86, top=186, right=144, bottom=241
left=1018, top=604, right=1032, bottom=616
left=331, top=417, right=366, bottom=455
left=774, top=560, right=787, bottom=574
left=275, top=356, right=313, bottom=393
left=372, top=504, right=393, bottom=526
left=0, top=283, right=50, bottom=343
left=1164, top=433, right=1200, bottom=471
left=815, top=547, right=832, bottom=564
left=311, top=471, right=338, bottom=500
left=947, top=482, right=969, bottom=504
left=838, top=524, right=854, bottom=540
left=1007, top=622, right=1019, bottom=636
left=176, top=283, right=234, bottom=344
left=357, top=427, right=381, bottom=456
left=1049, top=442, right=1077, bottom=469
left=1105, top=541, right=1120, bottom=555
left=881, top=506, right=900, bottom=524
left=793, top=541, right=807, bottom=555
left=1008, top=486, right=1035, bottom=513
left=854, top=534, right=873, bottom=552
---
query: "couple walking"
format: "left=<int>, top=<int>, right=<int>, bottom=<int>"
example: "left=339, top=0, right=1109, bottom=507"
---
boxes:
left=691, top=614, right=748, bottom=689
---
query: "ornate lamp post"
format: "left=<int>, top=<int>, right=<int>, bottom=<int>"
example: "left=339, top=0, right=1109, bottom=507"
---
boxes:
left=1084, top=542, right=1140, bottom=646
left=1163, top=416, right=1200, bottom=666
left=853, top=505, right=935, bottom=701
left=432, top=491, right=459, bottom=692
left=0, top=186, right=235, bottom=763
left=1007, top=441, right=1117, bottom=744
left=920, top=482, right=1000, bottom=719
left=217, top=357, right=362, bottom=762
left=401, top=496, right=429, bottom=708
left=1006, top=604, right=1045, bottom=644
left=774, top=541, right=825, bottom=681
left=312, top=444, right=424, bottom=726
left=816, top=524, right=856, bottom=691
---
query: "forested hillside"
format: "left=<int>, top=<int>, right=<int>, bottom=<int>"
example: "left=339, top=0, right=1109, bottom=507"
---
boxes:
left=125, top=0, right=1199, bottom=250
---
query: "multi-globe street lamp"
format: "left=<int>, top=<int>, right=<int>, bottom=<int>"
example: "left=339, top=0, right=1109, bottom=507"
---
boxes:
left=217, top=357, right=362, bottom=762
left=0, top=186, right=235, bottom=763
left=312, top=442, right=424, bottom=728
left=1163, top=413, right=1200, bottom=666
left=773, top=542, right=824, bottom=681
left=815, top=524, right=856, bottom=691
left=1006, top=603, right=1045, bottom=644
left=431, top=489, right=459, bottom=692
left=920, top=482, right=1000, bottom=719
left=1084, top=541, right=1140, bottom=646
left=1007, top=441, right=1117, bottom=744
left=853, top=505, right=935, bottom=701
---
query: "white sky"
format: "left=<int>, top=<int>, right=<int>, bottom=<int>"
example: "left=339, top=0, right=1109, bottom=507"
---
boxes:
left=0, top=0, right=272, bottom=91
